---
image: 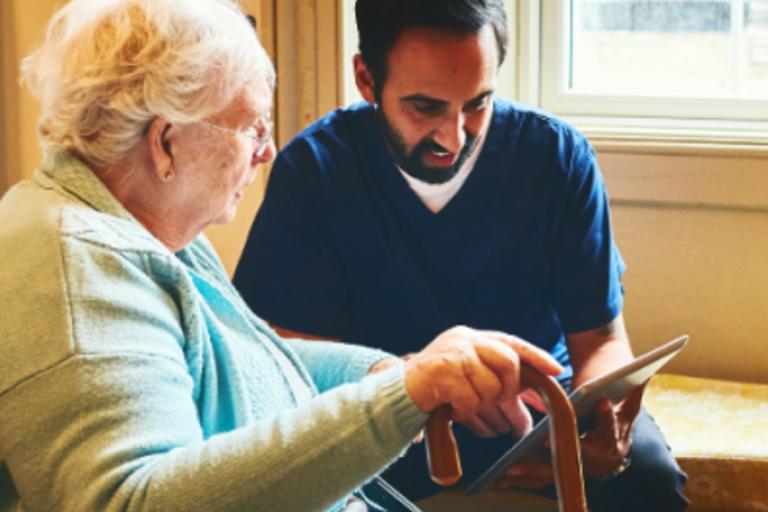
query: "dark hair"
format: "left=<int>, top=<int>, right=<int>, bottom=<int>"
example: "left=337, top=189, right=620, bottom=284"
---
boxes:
left=355, top=0, right=508, bottom=96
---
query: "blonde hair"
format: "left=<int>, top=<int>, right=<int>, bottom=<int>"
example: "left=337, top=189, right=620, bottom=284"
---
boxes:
left=21, top=0, right=274, bottom=167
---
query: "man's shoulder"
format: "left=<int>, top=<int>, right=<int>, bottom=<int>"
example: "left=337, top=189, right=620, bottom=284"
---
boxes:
left=273, top=102, right=378, bottom=185
left=489, top=98, right=596, bottom=174
left=492, top=98, right=590, bottom=148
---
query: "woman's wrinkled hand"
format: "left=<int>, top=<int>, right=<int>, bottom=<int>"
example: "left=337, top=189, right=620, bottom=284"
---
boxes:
left=403, top=326, right=563, bottom=438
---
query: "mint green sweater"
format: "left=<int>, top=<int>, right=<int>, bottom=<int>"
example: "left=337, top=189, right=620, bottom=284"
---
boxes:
left=0, top=153, right=427, bottom=511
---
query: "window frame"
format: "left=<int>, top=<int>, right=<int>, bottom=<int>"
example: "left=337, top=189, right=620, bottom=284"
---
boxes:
left=340, top=0, right=768, bottom=149
left=533, top=0, right=768, bottom=146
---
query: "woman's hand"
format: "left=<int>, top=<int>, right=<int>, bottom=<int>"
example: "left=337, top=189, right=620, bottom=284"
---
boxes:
left=404, top=326, right=563, bottom=438
left=367, top=357, right=405, bottom=375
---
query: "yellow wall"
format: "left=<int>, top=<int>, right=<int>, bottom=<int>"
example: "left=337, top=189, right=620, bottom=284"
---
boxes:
left=1, top=0, right=58, bottom=189
left=601, top=149, right=768, bottom=384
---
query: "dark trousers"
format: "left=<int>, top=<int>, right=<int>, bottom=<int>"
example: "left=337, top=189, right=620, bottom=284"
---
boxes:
left=379, top=409, right=689, bottom=512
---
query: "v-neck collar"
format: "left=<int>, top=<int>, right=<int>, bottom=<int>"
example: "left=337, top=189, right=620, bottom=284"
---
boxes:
left=358, top=99, right=511, bottom=231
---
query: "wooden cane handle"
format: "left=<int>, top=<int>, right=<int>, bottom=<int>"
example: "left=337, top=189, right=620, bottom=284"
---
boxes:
left=519, top=365, right=587, bottom=512
left=425, top=404, right=462, bottom=486
left=424, top=364, right=587, bottom=512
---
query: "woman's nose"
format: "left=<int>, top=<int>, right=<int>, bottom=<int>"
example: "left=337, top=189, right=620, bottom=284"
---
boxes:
left=253, top=139, right=276, bottom=166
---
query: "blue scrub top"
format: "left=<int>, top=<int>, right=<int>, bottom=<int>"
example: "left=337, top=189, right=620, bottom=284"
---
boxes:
left=234, top=99, right=625, bottom=382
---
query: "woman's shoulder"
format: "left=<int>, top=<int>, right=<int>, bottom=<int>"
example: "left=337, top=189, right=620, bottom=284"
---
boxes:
left=0, top=171, right=184, bottom=317
left=0, top=176, right=189, bottom=397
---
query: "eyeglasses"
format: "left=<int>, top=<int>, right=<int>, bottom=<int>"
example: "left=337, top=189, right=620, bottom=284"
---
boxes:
left=198, top=117, right=273, bottom=157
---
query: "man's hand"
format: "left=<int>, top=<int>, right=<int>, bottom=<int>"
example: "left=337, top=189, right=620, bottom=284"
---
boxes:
left=579, top=383, right=644, bottom=475
left=403, top=326, right=563, bottom=438
left=496, top=383, right=645, bottom=489
left=496, top=314, right=643, bottom=489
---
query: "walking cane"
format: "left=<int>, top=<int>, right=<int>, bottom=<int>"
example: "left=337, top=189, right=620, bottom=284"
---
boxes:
left=425, top=364, right=588, bottom=512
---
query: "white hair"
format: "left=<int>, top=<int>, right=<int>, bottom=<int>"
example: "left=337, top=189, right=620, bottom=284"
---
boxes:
left=21, top=0, right=275, bottom=167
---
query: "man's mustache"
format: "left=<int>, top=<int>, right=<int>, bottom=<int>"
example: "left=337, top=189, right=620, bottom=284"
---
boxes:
left=421, top=140, right=451, bottom=154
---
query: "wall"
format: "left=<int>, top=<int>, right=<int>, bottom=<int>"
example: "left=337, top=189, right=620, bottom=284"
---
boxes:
left=0, top=1, right=8, bottom=193
left=601, top=148, right=768, bottom=384
left=0, top=0, right=57, bottom=191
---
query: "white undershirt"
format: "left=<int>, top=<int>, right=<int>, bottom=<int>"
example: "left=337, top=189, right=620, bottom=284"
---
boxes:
left=397, top=132, right=487, bottom=214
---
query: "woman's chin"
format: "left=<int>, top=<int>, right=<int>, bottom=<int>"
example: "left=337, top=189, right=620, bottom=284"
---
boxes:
left=211, top=205, right=238, bottom=225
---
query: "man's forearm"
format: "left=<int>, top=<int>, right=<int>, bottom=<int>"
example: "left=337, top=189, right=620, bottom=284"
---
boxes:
left=566, top=313, right=634, bottom=389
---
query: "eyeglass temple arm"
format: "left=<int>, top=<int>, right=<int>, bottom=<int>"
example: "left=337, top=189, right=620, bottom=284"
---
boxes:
left=425, top=363, right=588, bottom=512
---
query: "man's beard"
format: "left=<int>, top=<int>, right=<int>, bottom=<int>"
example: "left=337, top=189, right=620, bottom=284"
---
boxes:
left=377, top=110, right=479, bottom=185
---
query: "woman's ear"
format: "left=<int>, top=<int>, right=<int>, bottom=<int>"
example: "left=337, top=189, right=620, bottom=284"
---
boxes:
left=147, top=117, right=176, bottom=182
left=353, top=54, right=377, bottom=105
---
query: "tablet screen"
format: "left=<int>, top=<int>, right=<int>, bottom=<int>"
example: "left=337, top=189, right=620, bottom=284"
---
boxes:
left=465, top=335, right=688, bottom=495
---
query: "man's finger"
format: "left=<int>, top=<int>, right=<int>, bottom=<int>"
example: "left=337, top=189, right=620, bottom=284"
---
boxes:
left=617, top=382, right=646, bottom=424
left=496, top=462, right=554, bottom=489
left=502, top=462, right=553, bottom=479
left=589, top=398, right=617, bottom=441
left=496, top=476, right=554, bottom=490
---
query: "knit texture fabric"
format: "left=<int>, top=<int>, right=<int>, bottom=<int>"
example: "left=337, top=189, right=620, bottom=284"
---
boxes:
left=0, top=152, right=427, bottom=512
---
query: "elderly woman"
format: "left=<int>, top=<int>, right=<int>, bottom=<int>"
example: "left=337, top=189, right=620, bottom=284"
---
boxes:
left=0, top=1, right=562, bottom=511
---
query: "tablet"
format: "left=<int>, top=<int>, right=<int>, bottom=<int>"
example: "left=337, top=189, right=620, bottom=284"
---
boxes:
left=465, top=334, right=689, bottom=496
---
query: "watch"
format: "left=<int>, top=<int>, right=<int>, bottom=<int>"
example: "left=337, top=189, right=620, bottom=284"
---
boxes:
left=594, top=456, right=632, bottom=481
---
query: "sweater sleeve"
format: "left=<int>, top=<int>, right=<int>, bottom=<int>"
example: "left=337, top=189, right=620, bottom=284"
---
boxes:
left=285, top=338, right=395, bottom=392
left=0, top=238, right=427, bottom=512
left=1, top=355, right=425, bottom=512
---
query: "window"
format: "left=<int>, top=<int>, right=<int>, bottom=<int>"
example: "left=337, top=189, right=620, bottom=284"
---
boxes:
left=570, top=0, right=768, bottom=98
left=539, top=0, right=768, bottom=135
left=340, top=1, right=768, bottom=143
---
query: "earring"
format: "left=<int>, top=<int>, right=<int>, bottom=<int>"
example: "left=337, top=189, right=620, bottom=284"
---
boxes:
left=163, top=171, right=175, bottom=182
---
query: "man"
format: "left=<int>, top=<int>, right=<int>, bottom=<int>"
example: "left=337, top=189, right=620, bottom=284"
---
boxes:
left=233, top=0, right=688, bottom=509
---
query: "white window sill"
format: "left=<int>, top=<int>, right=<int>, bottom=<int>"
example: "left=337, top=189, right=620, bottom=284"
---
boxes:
left=564, top=116, right=768, bottom=158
